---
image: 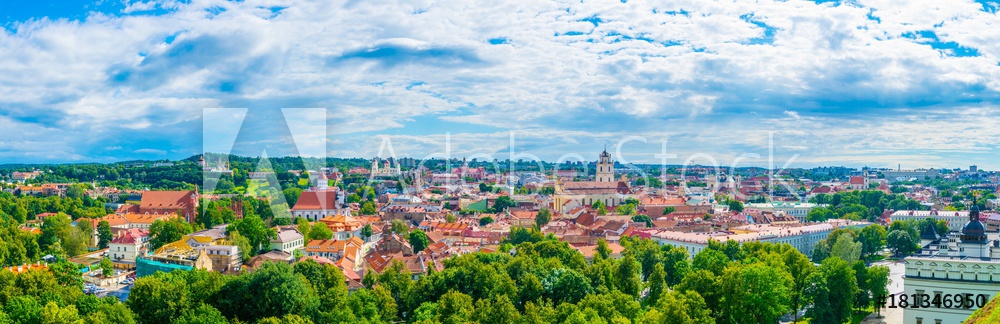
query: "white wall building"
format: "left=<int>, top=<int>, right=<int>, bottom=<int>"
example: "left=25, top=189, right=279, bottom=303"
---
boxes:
left=746, top=202, right=819, bottom=222
left=903, top=206, right=1000, bottom=324
left=652, top=220, right=870, bottom=257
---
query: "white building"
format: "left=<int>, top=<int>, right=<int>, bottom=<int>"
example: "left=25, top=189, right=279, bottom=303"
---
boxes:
left=269, top=227, right=305, bottom=254
left=652, top=220, right=870, bottom=257
left=891, top=210, right=969, bottom=232
left=903, top=206, right=1000, bottom=324
left=746, top=202, right=819, bottom=222
left=108, top=228, right=150, bottom=267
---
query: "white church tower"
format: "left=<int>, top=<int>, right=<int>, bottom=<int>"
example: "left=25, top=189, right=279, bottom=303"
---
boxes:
left=596, top=147, right=614, bottom=182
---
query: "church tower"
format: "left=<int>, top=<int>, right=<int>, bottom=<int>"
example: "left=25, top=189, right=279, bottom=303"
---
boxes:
left=596, top=147, right=614, bottom=182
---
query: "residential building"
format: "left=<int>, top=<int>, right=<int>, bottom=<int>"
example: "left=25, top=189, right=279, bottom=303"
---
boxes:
left=745, top=202, right=818, bottom=223
left=108, top=228, right=150, bottom=269
left=269, top=227, right=305, bottom=254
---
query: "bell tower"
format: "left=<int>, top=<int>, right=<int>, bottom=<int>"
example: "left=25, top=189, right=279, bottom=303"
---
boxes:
left=596, top=146, right=614, bottom=182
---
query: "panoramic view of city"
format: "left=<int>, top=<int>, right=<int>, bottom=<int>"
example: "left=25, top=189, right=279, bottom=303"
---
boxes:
left=2, top=1, right=1000, bottom=324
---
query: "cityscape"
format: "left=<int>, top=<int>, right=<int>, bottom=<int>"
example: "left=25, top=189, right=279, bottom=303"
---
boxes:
left=3, top=1, right=1000, bottom=324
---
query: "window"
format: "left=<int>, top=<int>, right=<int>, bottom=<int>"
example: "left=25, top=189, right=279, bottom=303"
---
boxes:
left=916, top=318, right=922, bottom=324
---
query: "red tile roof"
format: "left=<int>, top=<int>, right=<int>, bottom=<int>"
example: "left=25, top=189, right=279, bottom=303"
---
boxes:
left=292, top=191, right=340, bottom=211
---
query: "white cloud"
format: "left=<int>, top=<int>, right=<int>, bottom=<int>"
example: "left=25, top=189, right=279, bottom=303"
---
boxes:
left=0, top=0, right=997, bottom=168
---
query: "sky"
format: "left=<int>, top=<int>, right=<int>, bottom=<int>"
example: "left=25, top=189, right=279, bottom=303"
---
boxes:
left=1, top=0, right=999, bottom=169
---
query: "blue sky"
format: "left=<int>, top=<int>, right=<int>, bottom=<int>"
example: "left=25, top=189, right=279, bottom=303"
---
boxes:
left=0, top=0, right=999, bottom=169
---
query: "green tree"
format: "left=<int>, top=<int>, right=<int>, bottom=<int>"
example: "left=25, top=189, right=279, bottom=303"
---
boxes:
left=631, top=214, right=652, bottom=227
left=308, top=223, right=333, bottom=241
left=148, top=217, right=194, bottom=251
left=359, top=201, right=377, bottom=215
left=97, top=220, right=114, bottom=249
left=100, top=257, right=114, bottom=278
left=360, top=224, right=373, bottom=240
left=887, top=229, right=914, bottom=256
left=662, top=206, right=676, bottom=215
left=811, top=240, right=831, bottom=263
left=229, top=230, right=253, bottom=262
left=858, top=225, right=887, bottom=261
left=645, top=263, right=667, bottom=307
left=391, top=219, right=410, bottom=237
left=643, top=290, right=713, bottom=324
left=214, top=262, right=320, bottom=322
left=478, top=216, right=494, bottom=226
left=437, top=290, right=475, bottom=324
left=615, top=255, right=642, bottom=297
left=718, top=263, right=792, bottom=324
left=728, top=200, right=744, bottom=213
left=282, top=188, right=303, bottom=207
left=535, top=208, right=552, bottom=228
left=809, top=257, right=858, bottom=324
left=409, top=230, right=430, bottom=253
left=692, top=248, right=728, bottom=276
left=491, top=196, right=517, bottom=213
left=230, top=214, right=276, bottom=256
left=866, top=265, right=891, bottom=316
left=830, top=234, right=862, bottom=264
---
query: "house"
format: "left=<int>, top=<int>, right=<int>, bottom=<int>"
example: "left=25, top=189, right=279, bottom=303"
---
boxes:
left=304, top=237, right=364, bottom=263
left=245, top=250, right=294, bottom=270
left=108, top=228, right=150, bottom=269
left=269, top=227, right=305, bottom=254
left=376, top=233, right=413, bottom=255
left=318, top=215, right=363, bottom=240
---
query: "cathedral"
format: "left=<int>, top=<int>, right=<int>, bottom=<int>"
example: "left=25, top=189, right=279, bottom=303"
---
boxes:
left=552, top=148, right=631, bottom=213
left=370, top=157, right=401, bottom=178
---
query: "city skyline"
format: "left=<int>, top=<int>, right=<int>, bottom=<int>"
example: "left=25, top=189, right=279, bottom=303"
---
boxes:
left=1, top=0, right=999, bottom=168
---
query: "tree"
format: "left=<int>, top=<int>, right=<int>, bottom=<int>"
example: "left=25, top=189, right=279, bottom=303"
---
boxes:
left=615, top=203, right=636, bottom=215
left=230, top=214, right=275, bottom=256
left=391, top=219, right=410, bottom=237
left=631, top=215, right=652, bottom=227
left=359, top=201, right=377, bottom=215
left=295, top=218, right=310, bottom=239
left=887, top=229, right=914, bottom=256
left=214, top=262, right=320, bottom=322
left=646, top=263, right=666, bottom=307
left=662, top=206, right=676, bottom=215
left=615, top=255, right=642, bottom=297
left=361, top=224, right=373, bottom=240
left=308, top=223, right=333, bottom=241
left=478, top=216, right=494, bottom=226
left=409, top=230, right=430, bottom=253
left=148, top=217, right=194, bottom=251
left=39, top=213, right=72, bottom=254
left=491, top=196, right=517, bottom=213
left=437, top=290, right=475, bottom=324
left=97, top=220, right=114, bottom=249
left=807, top=257, right=858, bottom=324
left=830, top=234, right=862, bottom=264
left=643, top=290, right=713, bottom=324
left=591, top=200, right=605, bottom=211
left=596, top=239, right=612, bottom=260
left=100, top=257, right=114, bottom=278
left=282, top=188, right=303, bottom=207
left=535, top=208, right=552, bottom=228
left=858, top=225, right=887, bottom=261
left=728, top=200, right=744, bottom=213
left=811, top=240, right=831, bottom=263
left=718, top=263, right=792, bottom=324
left=867, top=265, right=891, bottom=316
left=446, top=213, right=457, bottom=223
left=229, top=230, right=253, bottom=262
left=692, top=248, right=728, bottom=276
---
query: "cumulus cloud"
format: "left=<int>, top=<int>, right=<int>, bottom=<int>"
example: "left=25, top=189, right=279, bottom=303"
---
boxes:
left=0, top=0, right=997, bottom=168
